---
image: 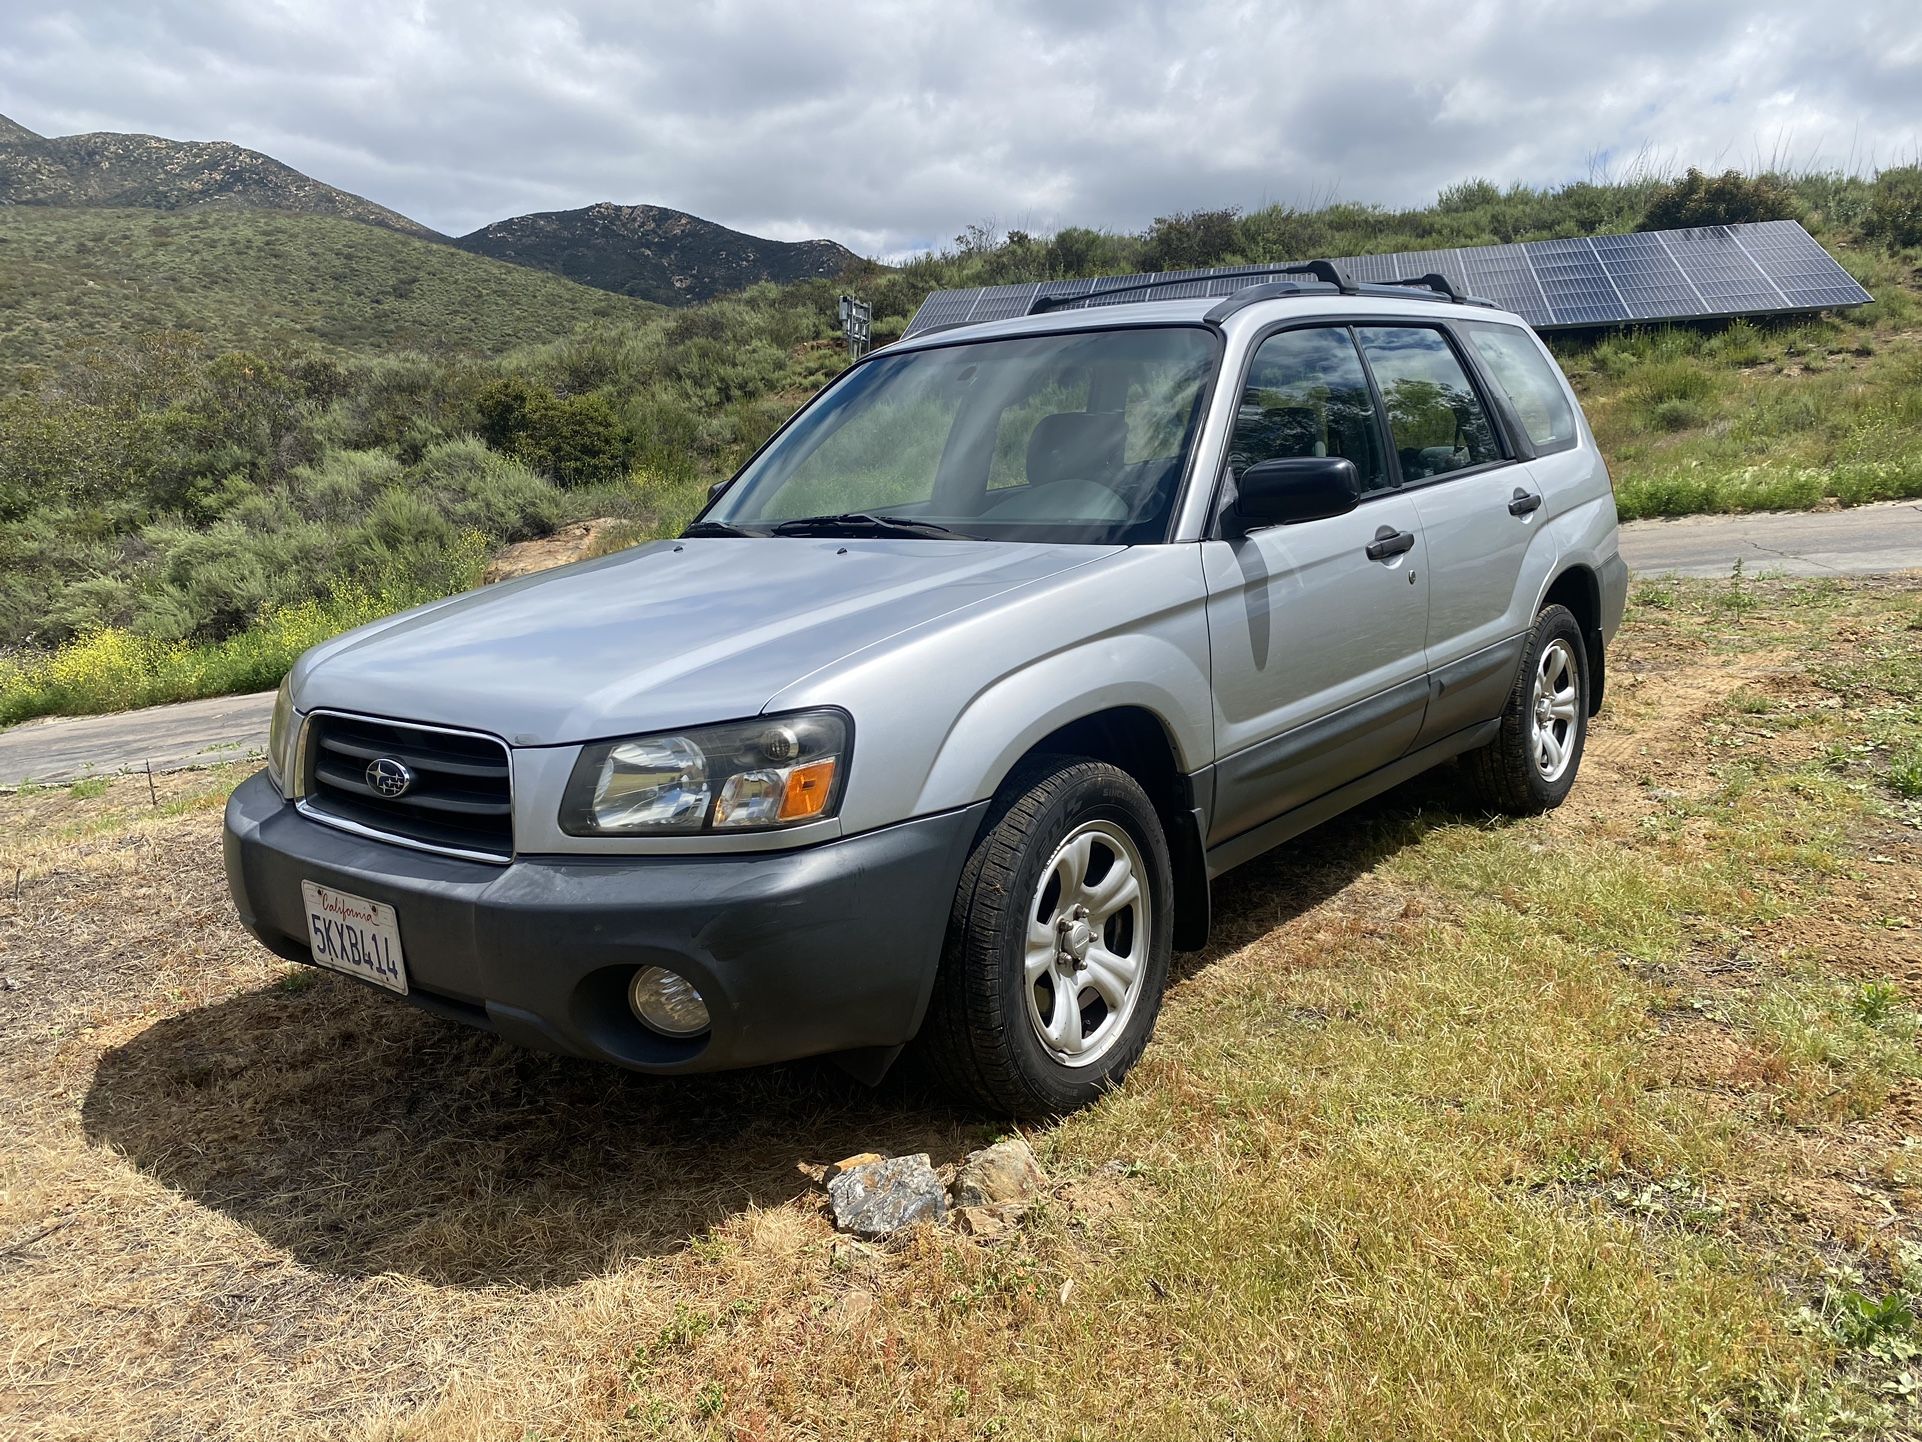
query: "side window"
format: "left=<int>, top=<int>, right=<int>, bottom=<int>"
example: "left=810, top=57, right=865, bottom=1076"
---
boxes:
left=1462, top=321, right=1579, bottom=453
left=1231, top=326, right=1389, bottom=492
left=1356, top=327, right=1501, bottom=483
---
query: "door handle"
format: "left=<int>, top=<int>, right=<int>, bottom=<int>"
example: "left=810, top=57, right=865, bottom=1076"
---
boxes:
left=1365, top=526, right=1416, bottom=561
left=1508, top=488, right=1543, bottom=516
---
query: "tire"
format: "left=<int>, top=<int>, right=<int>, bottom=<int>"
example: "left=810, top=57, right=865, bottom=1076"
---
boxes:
left=920, top=757, right=1174, bottom=1118
left=1465, top=603, right=1590, bottom=816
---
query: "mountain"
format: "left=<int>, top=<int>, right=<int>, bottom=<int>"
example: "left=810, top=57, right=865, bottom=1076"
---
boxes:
left=455, top=202, right=860, bottom=304
left=0, top=207, right=656, bottom=368
left=0, top=114, right=867, bottom=309
left=0, top=114, right=436, bottom=237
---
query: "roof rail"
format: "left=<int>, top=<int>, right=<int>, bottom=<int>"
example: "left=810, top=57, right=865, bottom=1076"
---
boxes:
left=1029, top=259, right=1360, bottom=316
left=1202, top=281, right=1333, bottom=323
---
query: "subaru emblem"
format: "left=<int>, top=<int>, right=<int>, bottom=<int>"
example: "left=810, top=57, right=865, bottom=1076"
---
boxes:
left=366, top=757, right=414, bottom=798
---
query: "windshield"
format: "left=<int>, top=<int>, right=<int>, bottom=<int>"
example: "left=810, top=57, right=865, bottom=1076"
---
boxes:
left=702, top=325, right=1218, bottom=544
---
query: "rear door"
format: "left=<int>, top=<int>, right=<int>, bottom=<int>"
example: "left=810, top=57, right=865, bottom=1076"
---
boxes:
left=1202, top=324, right=1430, bottom=849
left=1352, top=323, right=1538, bottom=747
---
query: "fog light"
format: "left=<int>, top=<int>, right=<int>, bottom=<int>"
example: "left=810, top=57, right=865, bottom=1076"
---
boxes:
left=628, top=966, right=710, bottom=1036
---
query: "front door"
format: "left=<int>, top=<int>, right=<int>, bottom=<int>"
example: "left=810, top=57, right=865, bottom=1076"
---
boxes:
left=1203, top=324, right=1431, bottom=848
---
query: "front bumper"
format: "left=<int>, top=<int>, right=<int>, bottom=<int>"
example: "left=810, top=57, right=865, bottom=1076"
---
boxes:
left=223, top=771, right=985, bottom=1073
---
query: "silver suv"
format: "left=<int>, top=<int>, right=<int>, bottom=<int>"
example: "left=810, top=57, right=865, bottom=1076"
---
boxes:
left=225, top=270, right=1626, bottom=1117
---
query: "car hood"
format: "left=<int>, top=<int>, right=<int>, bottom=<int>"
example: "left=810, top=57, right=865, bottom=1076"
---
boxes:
left=293, top=537, right=1119, bottom=745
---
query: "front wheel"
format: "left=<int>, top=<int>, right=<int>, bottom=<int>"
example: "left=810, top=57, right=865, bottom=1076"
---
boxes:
left=920, top=758, right=1173, bottom=1117
left=1465, top=603, right=1590, bottom=815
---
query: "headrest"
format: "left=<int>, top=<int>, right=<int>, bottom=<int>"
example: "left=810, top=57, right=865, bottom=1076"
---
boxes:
left=1026, top=411, right=1127, bottom=486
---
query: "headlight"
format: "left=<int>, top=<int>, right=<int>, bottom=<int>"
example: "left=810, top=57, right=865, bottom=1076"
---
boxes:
left=266, top=677, right=299, bottom=795
left=560, top=710, right=850, bottom=836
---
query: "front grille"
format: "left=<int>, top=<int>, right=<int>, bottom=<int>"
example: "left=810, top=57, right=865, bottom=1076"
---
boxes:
left=301, top=712, right=513, bottom=861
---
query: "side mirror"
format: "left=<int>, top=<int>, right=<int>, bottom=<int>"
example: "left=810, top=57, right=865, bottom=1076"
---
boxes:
left=707, top=478, right=732, bottom=502
left=1229, top=456, right=1361, bottom=533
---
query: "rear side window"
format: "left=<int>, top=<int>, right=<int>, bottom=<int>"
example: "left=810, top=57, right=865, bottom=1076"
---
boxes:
left=1356, top=326, right=1501, bottom=483
left=1462, top=321, right=1579, bottom=454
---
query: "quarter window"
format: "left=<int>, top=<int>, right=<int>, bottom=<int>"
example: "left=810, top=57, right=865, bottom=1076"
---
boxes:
left=1232, top=327, right=1389, bottom=492
left=1462, top=321, right=1579, bottom=453
left=1356, top=327, right=1500, bottom=483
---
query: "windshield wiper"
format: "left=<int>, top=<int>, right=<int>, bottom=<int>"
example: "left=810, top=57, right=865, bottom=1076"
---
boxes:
left=769, top=512, right=961, bottom=540
left=681, top=519, right=764, bottom=538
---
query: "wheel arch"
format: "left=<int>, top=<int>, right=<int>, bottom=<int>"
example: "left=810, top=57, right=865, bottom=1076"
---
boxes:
left=993, top=705, right=1212, bottom=953
left=1539, top=563, right=1606, bottom=715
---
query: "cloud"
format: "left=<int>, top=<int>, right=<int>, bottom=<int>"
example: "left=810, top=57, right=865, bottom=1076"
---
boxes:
left=2, top=0, right=1918, bottom=257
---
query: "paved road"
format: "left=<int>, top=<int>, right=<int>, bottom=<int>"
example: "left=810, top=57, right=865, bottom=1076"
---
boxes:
left=1618, top=497, right=1922, bottom=578
left=2, top=502, right=1918, bottom=787
left=0, top=690, right=275, bottom=788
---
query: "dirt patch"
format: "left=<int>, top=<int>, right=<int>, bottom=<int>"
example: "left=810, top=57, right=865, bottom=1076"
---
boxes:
left=479, top=517, right=640, bottom=583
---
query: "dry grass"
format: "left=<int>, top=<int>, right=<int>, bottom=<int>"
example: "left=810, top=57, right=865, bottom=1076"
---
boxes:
left=4, top=578, right=1922, bottom=1439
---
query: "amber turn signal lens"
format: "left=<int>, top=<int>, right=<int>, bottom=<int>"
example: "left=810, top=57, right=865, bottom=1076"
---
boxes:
left=777, top=758, right=838, bottom=821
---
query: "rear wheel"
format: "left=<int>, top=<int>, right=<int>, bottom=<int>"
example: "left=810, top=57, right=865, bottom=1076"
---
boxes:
left=1465, top=603, right=1589, bottom=815
left=921, top=757, right=1173, bottom=1117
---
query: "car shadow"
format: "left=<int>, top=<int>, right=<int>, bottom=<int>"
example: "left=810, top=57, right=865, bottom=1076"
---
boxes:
left=1177, top=763, right=1474, bottom=979
left=82, top=766, right=1484, bottom=1291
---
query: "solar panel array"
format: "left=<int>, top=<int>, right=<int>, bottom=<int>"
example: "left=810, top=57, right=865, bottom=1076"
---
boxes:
left=900, top=220, right=1870, bottom=338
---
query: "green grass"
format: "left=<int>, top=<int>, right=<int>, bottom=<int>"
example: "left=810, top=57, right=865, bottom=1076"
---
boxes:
left=0, top=575, right=470, bottom=727
left=7, top=580, right=1922, bottom=1436
left=0, top=207, right=658, bottom=366
left=1559, top=262, right=1922, bottom=519
left=602, top=578, right=1922, bottom=1438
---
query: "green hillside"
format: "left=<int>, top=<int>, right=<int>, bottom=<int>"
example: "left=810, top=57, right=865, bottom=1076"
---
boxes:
left=4, top=166, right=1921, bottom=727
left=0, top=207, right=656, bottom=367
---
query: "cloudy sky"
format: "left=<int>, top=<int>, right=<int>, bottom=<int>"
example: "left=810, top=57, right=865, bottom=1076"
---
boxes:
left=3, top=1, right=1919, bottom=257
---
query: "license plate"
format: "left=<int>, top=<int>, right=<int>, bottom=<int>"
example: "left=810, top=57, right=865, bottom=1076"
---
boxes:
left=299, top=881, right=408, bottom=994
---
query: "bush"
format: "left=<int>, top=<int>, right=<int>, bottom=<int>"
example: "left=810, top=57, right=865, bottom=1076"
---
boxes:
left=475, top=378, right=636, bottom=487
left=1638, top=169, right=1800, bottom=231
left=1141, top=208, right=1241, bottom=271
left=1650, top=398, right=1709, bottom=432
left=1437, top=178, right=1504, bottom=214
left=409, top=437, right=564, bottom=541
left=1863, top=167, right=1922, bottom=250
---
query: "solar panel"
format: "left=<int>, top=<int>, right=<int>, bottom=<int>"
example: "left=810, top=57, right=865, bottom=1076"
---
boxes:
left=900, top=221, right=1869, bottom=338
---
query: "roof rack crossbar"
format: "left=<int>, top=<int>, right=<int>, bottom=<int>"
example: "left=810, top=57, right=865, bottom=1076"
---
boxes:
left=1384, top=271, right=1468, bottom=303
left=1271, top=260, right=1361, bottom=294
left=1029, top=259, right=1361, bottom=316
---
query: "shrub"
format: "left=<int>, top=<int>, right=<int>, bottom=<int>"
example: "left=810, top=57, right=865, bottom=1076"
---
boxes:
left=1863, top=167, right=1922, bottom=250
left=475, top=378, right=636, bottom=487
left=1650, top=398, right=1708, bottom=432
left=1141, top=208, right=1241, bottom=271
left=1638, top=169, right=1800, bottom=231
left=1437, top=178, right=1504, bottom=214
left=408, top=437, right=564, bottom=541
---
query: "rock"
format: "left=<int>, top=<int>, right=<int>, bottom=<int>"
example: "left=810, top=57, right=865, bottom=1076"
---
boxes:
left=951, top=1204, right=1015, bottom=1241
left=827, top=1288, right=876, bottom=1329
left=827, top=1154, right=947, bottom=1239
left=481, top=518, right=634, bottom=584
left=951, top=1138, right=1045, bottom=1211
left=1646, top=788, right=1686, bottom=802
left=825, top=1152, right=884, bottom=1181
